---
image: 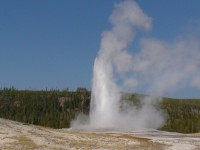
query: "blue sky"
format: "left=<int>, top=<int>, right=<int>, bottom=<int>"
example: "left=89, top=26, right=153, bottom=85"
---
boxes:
left=0, top=0, right=200, bottom=95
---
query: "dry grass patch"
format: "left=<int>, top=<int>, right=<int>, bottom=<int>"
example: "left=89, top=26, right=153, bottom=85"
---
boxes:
left=0, top=132, right=8, bottom=134
left=15, top=136, right=37, bottom=148
left=117, top=134, right=149, bottom=141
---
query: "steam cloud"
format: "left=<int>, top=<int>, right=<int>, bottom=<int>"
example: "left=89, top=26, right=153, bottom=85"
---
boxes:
left=71, top=0, right=200, bottom=131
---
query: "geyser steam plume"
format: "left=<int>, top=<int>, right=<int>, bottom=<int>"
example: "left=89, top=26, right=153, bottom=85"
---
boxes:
left=71, top=0, right=200, bottom=130
left=89, top=0, right=156, bottom=129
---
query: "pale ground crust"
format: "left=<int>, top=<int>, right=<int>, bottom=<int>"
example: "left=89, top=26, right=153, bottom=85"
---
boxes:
left=0, top=118, right=200, bottom=150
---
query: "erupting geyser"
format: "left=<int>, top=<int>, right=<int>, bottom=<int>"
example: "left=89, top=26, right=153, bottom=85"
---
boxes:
left=71, top=0, right=200, bottom=131
left=89, top=0, right=156, bottom=129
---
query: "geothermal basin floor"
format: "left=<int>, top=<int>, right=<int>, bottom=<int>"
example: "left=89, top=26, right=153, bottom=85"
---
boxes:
left=0, top=118, right=200, bottom=150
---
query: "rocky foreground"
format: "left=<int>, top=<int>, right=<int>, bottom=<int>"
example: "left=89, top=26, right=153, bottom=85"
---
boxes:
left=0, top=118, right=200, bottom=150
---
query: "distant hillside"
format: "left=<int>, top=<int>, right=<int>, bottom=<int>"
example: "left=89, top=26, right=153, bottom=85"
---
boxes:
left=0, top=87, right=90, bottom=128
left=0, top=87, right=200, bottom=133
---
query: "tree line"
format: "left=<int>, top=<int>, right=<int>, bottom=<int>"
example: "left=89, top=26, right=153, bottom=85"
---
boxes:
left=0, top=87, right=200, bottom=133
left=0, top=87, right=90, bottom=128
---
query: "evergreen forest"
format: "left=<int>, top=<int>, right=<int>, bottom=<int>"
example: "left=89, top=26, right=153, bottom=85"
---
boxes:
left=0, top=87, right=200, bottom=133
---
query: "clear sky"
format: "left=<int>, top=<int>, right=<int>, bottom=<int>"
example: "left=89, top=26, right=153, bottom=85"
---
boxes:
left=0, top=0, right=200, bottom=96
